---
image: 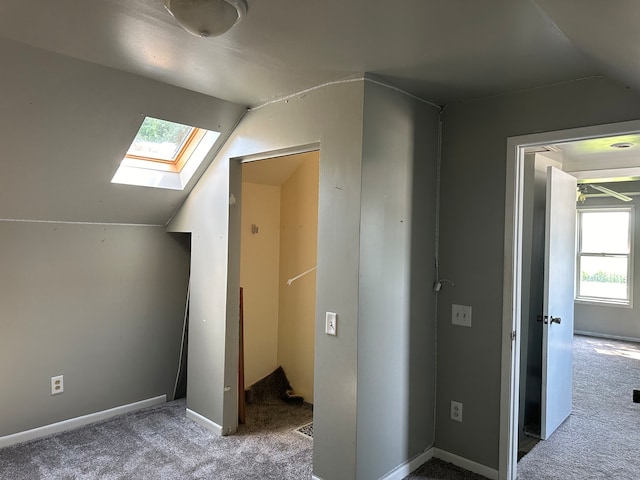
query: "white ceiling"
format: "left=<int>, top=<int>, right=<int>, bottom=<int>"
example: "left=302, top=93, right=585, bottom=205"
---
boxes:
left=539, top=134, right=640, bottom=183
left=0, top=0, right=618, bottom=107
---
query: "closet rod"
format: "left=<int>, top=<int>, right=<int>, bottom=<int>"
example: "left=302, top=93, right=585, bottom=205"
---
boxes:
left=286, top=266, right=317, bottom=286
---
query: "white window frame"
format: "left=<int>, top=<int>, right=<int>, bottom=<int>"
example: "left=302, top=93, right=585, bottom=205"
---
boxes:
left=575, top=206, right=634, bottom=307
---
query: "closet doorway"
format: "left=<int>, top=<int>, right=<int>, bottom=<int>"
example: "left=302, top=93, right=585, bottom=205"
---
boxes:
left=239, top=150, right=319, bottom=420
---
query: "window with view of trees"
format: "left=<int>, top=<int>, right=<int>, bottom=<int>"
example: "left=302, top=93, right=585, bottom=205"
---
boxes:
left=112, top=115, right=220, bottom=190
left=127, top=117, right=194, bottom=162
left=576, top=208, right=633, bottom=305
left=125, top=116, right=205, bottom=171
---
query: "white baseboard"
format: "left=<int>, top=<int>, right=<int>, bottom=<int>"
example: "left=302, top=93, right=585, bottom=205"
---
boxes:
left=574, top=330, right=640, bottom=344
left=380, top=447, right=435, bottom=480
left=312, top=447, right=494, bottom=480
left=433, top=448, right=499, bottom=480
left=312, top=448, right=434, bottom=480
left=186, top=408, right=223, bottom=436
left=0, top=395, right=166, bottom=449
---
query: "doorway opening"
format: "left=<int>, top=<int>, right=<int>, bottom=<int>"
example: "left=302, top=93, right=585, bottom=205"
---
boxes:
left=238, top=150, right=319, bottom=441
left=500, top=119, right=640, bottom=480
left=516, top=334, right=640, bottom=479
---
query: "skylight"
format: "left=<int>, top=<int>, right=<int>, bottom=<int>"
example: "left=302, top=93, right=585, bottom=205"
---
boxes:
left=126, top=117, right=195, bottom=163
left=112, top=116, right=220, bottom=190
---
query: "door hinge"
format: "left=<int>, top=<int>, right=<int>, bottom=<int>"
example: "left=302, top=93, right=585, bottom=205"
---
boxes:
left=511, top=330, right=517, bottom=341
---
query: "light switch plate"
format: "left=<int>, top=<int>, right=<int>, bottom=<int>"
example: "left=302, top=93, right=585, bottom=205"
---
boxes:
left=452, top=304, right=472, bottom=327
left=325, top=312, right=337, bottom=336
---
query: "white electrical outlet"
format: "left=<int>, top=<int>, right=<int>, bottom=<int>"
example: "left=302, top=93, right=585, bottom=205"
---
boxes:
left=450, top=400, right=463, bottom=422
left=51, top=375, right=64, bottom=395
left=325, top=312, right=337, bottom=336
left=452, top=304, right=472, bottom=327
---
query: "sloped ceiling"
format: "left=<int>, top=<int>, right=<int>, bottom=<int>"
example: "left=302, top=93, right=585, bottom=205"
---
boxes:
left=536, top=0, right=640, bottom=96
left=1, top=0, right=640, bottom=223
left=0, top=0, right=605, bottom=107
left=0, top=37, right=245, bottom=225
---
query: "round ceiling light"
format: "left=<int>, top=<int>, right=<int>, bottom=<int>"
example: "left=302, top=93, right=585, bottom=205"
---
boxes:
left=164, top=0, right=247, bottom=38
left=610, top=142, right=634, bottom=149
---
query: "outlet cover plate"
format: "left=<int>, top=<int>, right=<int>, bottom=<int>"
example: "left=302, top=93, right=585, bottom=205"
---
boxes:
left=450, top=400, right=463, bottom=422
left=51, top=375, right=64, bottom=395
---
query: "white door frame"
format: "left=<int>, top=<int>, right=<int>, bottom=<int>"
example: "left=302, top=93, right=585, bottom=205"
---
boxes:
left=499, top=119, right=640, bottom=480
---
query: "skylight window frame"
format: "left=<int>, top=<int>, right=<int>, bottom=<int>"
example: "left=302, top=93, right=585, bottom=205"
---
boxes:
left=112, top=116, right=221, bottom=191
left=124, top=125, right=207, bottom=173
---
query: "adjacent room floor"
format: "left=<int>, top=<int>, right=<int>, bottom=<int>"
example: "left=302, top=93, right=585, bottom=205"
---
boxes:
left=516, top=334, right=640, bottom=480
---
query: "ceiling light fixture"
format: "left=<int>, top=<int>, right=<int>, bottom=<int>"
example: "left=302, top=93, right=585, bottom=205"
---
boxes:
left=163, top=0, right=247, bottom=38
left=610, top=142, right=634, bottom=149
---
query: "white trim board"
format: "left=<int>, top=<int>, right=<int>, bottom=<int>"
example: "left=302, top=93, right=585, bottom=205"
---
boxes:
left=379, top=447, right=434, bottom=480
left=433, top=448, right=499, bottom=480
left=311, top=448, right=433, bottom=480
left=313, top=447, right=497, bottom=480
left=0, top=395, right=166, bottom=448
left=186, top=408, right=223, bottom=436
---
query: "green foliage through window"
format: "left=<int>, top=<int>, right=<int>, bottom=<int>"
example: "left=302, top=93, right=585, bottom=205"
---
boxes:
left=581, top=271, right=627, bottom=284
left=127, top=117, right=195, bottom=161
left=135, top=118, right=192, bottom=145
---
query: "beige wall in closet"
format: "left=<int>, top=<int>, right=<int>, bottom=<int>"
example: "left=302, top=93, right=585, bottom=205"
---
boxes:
left=240, top=152, right=319, bottom=402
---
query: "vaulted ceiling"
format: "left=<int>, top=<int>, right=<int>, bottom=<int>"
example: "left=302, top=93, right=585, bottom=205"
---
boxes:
left=2, top=0, right=640, bottom=224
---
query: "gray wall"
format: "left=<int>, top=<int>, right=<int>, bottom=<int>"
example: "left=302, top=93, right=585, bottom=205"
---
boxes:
left=357, top=81, right=439, bottom=479
left=575, top=195, right=640, bottom=340
left=0, top=222, right=190, bottom=436
left=0, top=36, right=241, bottom=440
left=168, top=153, right=236, bottom=433
left=168, top=80, right=366, bottom=480
left=436, top=76, right=640, bottom=469
left=168, top=77, right=440, bottom=480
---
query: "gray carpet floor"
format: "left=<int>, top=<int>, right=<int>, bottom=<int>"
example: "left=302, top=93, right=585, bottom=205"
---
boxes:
left=405, top=458, right=488, bottom=480
left=517, top=334, right=640, bottom=480
left=0, top=400, right=313, bottom=479
left=2, top=335, right=636, bottom=479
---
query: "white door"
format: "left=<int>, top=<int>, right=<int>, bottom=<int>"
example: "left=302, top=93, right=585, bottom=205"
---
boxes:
left=541, top=166, right=576, bottom=440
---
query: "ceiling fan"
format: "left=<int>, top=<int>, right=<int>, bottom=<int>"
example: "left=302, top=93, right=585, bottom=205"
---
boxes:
left=577, top=184, right=633, bottom=203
